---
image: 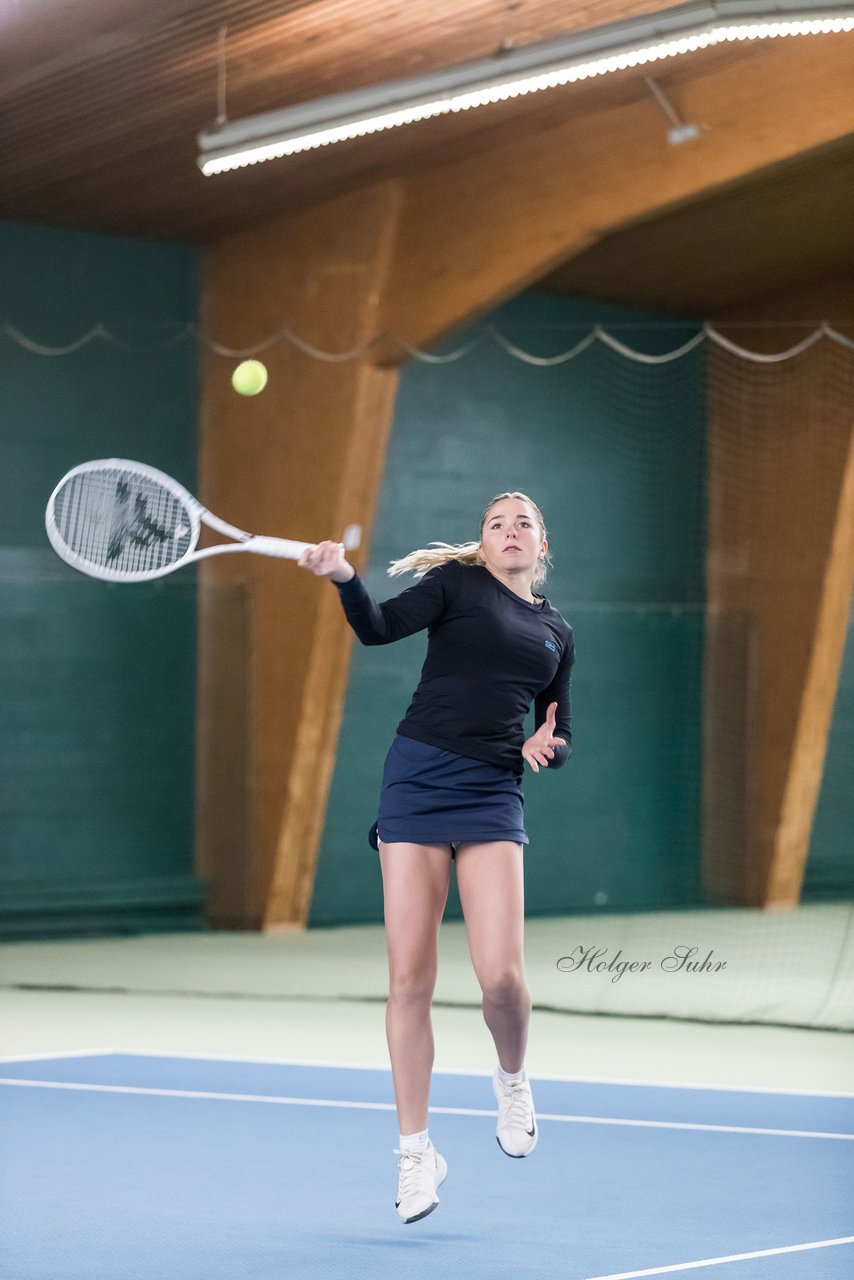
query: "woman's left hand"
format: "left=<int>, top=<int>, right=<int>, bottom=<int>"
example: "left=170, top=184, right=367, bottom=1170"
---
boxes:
left=522, top=702, right=566, bottom=774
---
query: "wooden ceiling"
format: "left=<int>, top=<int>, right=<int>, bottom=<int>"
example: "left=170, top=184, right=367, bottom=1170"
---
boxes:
left=2, top=0, right=853, bottom=312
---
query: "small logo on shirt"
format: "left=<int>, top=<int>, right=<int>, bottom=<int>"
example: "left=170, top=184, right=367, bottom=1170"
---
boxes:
left=544, top=640, right=557, bottom=652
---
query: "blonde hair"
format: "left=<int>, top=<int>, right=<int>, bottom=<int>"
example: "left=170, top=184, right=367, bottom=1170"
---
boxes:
left=388, top=491, right=553, bottom=590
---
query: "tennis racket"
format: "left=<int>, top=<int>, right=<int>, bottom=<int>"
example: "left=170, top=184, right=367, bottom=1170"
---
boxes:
left=45, top=458, right=361, bottom=583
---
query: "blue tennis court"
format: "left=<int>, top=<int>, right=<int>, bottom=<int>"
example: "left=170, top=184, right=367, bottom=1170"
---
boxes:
left=2, top=1051, right=852, bottom=1280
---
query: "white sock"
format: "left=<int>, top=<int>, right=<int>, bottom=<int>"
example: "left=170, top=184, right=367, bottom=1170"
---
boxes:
left=498, top=1065, right=526, bottom=1085
left=399, top=1127, right=430, bottom=1151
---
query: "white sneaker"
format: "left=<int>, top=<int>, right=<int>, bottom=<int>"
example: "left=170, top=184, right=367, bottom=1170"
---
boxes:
left=493, top=1068, right=538, bottom=1157
left=393, top=1140, right=448, bottom=1223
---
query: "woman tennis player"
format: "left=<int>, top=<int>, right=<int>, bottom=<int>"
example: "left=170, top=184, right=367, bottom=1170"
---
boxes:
left=297, top=491, right=574, bottom=1224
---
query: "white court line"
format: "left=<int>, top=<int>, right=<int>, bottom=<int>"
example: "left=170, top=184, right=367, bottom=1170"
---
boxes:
left=1, top=1078, right=852, bottom=1141
left=1, top=1049, right=854, bottom=1100
left=11, top=1047, right=850, bottom=1100
left=581, top=1234, right=854, bottom=1280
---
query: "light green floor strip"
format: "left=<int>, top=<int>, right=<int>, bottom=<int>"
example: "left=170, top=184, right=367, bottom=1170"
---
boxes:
left=2, top=992, right=853, bottom=1093
left=1, top=907, right=852, bottom=1093
left=1, top=905, right=851, bottom=1028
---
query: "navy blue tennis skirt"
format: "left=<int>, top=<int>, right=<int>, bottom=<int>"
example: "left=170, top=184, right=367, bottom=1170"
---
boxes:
left=368, top=733, right=528, bottom=856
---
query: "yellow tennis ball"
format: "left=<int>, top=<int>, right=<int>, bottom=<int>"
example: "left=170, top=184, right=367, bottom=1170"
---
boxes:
left=231, top=359, right=268, bottom=396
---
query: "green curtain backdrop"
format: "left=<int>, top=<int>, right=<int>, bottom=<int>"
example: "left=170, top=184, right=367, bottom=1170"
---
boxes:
left=0, top=220, right=205, bottom=939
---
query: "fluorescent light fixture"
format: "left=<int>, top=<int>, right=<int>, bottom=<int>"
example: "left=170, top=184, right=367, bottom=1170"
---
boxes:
left=198, top=1, right=854, bottom=176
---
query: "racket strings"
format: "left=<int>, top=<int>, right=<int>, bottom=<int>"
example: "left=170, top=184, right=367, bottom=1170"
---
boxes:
left=53, top=469, right=194, bottom=577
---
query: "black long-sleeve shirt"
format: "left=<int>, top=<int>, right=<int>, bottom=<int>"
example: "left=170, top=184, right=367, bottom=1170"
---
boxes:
left=333, top=558, right=574, bottom=776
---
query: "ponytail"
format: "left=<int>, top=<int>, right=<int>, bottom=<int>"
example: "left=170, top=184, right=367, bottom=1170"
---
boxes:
left=387, top=541, right=482, bottom=579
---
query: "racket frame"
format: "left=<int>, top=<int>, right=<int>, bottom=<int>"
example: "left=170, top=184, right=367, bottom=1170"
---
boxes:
left=45, top=458, right=318, bottom=583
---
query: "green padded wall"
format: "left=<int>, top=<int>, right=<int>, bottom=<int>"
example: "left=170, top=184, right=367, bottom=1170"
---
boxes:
left=309, top=293, right=708, bottom=926
left=804, top=603, right=854, bottom=899
left=0, top=220, right=205, bottom=939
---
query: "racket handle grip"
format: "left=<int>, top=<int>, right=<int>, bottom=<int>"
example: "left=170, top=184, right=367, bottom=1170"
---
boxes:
left=245, top=536, right=312, bottom=560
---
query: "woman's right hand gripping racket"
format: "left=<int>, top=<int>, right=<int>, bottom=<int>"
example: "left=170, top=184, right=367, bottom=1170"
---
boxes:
left=45, top=458, right=361, bottom=583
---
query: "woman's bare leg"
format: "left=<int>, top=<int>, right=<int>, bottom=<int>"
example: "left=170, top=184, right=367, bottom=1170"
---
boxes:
left=379, top=840, right=453, bottom=1134
left=454, top=841, right=530, bottom=1072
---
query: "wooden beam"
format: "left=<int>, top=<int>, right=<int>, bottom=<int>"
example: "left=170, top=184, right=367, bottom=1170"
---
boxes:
left=702, top=273, right=854, bottom=909
left=767, top=418, right=854, bottom=906
left=263, top=359, right=401, bottom=928
left=536, top=134, right=854, bottom=314
left=374, top=34, right=854, bottom=359
left=197, top=182, right=401, bottom=929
